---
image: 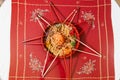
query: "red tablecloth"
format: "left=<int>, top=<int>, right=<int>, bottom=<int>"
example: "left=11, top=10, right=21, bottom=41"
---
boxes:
left=9, top=0, right=114, bottom=80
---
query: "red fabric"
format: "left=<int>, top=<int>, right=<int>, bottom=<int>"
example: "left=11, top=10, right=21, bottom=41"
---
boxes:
left=9, top=0, right=114, bottom=80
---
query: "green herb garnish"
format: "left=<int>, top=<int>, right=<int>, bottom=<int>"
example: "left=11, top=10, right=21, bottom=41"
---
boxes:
left=71, top=35, right=76, bottom=47
left=71, top=40, right=76, bottom=47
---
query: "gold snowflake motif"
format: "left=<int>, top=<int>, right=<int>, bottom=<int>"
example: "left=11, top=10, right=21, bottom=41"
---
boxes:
left=29, top=53, right=43, bottom=72
left=19, top=21, right=23, bottom=26
left=81, top=11, right=95, bottom=29
left=30, top=9, right=49, bottom=22
left=44, top=0, right=49, bottom=3
left=76, top=0, right=80, bottom=4
left=77, top=59, right=96, bottom=75
left=101, top=22, right=105, bottom=27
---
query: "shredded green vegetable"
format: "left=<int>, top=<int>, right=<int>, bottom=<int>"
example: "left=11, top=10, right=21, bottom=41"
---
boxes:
left=71, top=36, right=76, bottom=47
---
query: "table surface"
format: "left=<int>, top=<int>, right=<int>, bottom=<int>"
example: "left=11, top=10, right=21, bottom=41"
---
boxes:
left=0, top=0, right=120, bottom=80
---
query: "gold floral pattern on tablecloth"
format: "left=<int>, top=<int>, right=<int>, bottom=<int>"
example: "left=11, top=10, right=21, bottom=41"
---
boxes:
left=29, top=53, right=43, bottom=72
left=81, top=11, right=95, bottom=29
left=30, top=9, right=49, bottom=22
left=77, top=59, right=96, bottom=75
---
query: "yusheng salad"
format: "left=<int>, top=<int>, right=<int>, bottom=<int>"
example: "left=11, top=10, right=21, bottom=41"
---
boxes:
left=44, top=23, right=79, bottom=58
